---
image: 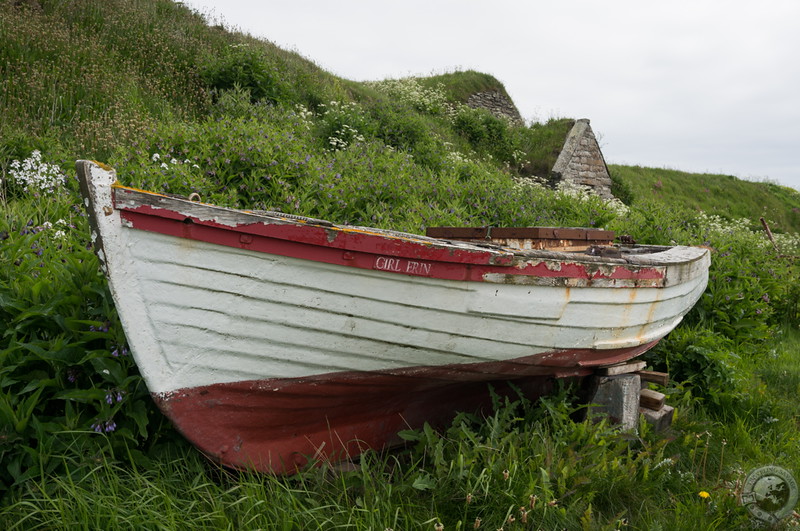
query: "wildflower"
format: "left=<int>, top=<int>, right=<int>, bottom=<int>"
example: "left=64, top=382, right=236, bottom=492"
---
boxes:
left=105, top=389, right=125, bottom=404
left=111, top=346, right=128, bottom=357
left=91, top=418, right=116, bottom=433
left=434, top=523, right=443, bottom=531
left=466, top=493, right=473, bottom=504
left=698, top=491, right=710, bottom=499
left=8, top=151, right=66, bottom=194
left=151, top=153, right=161, bottom=162
left=473, top=517, right=481, bottom=529
left=529, top=494, right=537, bottom=509
left=502, top=469, right=510, bottom=480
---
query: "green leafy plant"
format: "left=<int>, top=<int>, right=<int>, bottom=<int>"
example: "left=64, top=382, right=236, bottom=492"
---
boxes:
left=199, top=44, right=287, bottom=105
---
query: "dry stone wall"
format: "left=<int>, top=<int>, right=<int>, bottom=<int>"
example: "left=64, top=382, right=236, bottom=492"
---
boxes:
left=466, top=90, right=523, bottom=125
left=551, top=119, right=614, bottom=200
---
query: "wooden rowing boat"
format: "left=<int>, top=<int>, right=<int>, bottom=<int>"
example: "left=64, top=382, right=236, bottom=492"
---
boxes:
left=77, top=160, right=709, bottom=473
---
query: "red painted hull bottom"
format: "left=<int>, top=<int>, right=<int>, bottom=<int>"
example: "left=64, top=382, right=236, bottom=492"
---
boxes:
left=154, top=342, right=658, bottom=474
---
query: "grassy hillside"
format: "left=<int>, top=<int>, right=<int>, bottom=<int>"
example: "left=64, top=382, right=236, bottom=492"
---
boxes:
left=611, top=165, right=800, bottom=233
left=0, top=0, right=572, bottom=194
left=3, top=1, right=800, bottom=528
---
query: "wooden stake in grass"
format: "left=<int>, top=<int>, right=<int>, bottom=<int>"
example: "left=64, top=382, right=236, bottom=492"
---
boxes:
left=716, top=438, right=727, bottom=485
left=700, top=431, right=711, bottom=483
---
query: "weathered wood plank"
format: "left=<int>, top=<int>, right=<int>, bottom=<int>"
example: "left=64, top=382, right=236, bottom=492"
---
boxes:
left=640, top=388, right=666, bottom=410
left=637, top=370, right=669, bottom=387
left=598, top=361, right=647, bottom=376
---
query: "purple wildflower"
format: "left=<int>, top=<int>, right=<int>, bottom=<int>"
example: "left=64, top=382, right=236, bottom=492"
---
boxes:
left=91, top=418, right=117, bottom=433
left=105, top=389, right=125, bottom=403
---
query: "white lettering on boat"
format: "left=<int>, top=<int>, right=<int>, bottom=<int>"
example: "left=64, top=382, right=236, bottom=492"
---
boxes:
left=374, top=256, right=432, bottom=276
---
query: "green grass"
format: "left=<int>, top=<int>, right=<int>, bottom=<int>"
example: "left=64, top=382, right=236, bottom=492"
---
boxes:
left=4, top=349, right=800, bottom=530
left=417, top=70, right=515, bottom=104
left=611, top=165, right=800, bottom=233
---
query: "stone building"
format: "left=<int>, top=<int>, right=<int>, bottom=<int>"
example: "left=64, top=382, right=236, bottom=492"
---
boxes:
left=465, top=89, right=613, bottom=200
left=465, top=90, right=523, bottom=125
left=551, top=119, right=614, bottom=200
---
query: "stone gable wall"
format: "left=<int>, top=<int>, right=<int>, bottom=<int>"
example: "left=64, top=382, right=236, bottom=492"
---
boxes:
left=466, top=90, right=523, bottom=125
left=551, top=119, right=614, bottom=200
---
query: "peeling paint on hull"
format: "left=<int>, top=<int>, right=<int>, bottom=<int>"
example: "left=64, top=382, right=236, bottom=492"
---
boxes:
left=154, top=342, right=655, bottom=474
left=77, top=160, right=711, bottom=474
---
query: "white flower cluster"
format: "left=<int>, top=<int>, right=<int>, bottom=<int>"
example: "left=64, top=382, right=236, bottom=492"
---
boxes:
left=41, top=218, right=71, bottom=238
left=511, top=175, right=547, bottom=190
left=319, top=102, right=367, bottom=150
left=445, top=150, right=471, bottom=166
left=8, top=151, right=66, bottom=194
left=694, top=212, right=752, bottom=236
left=151, top=152, right=199, bottom=170
left=367, top=78, right=452, bottom=116
left=555, top=180, right=630, bottom=216
left=328, top=124, right=365, bottom=150
left=319, top=100, right=361, bottom=116
left=441, top=141, right=472, bottom=167
left=293, top=104, right=314, bottom=130
left=694, top=211, right=800, bottom=253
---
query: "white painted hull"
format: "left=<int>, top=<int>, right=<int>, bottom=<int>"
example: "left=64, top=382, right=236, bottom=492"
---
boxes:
left=124, top=229, right=706, bottom=395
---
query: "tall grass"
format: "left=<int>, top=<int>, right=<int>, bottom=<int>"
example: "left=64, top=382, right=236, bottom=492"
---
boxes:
left=610, top=165, right=800, bottom=233
left=7, top=371, right=800, bottom=528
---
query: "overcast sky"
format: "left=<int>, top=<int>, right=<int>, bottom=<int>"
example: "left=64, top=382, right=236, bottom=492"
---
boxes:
left=183, top=0, right=800, bottom=190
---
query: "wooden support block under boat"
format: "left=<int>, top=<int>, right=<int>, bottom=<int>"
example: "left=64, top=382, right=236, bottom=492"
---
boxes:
left=637, top=370, right=670, bottom=387
left=640, top=388, right=666, bottom=410
left=598, top=361, right=647, bottom=376
left=640, top=404, right=675, bottom=433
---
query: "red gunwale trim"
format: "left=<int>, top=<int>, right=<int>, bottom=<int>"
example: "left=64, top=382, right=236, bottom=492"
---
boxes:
left=113, top=188, right=665, bottom=284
